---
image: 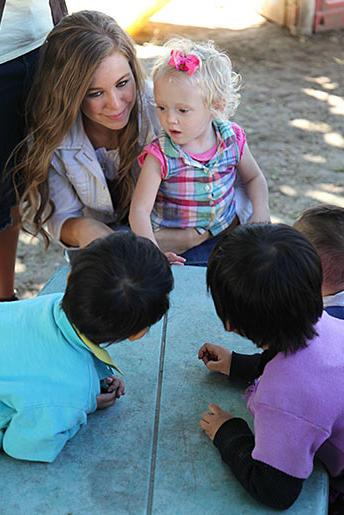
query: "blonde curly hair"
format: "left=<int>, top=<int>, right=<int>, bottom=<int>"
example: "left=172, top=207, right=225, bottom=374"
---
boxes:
left=152, top=37, right=241, bottom=120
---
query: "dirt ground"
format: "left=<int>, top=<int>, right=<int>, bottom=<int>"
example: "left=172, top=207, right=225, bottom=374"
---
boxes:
left=15, top=19, right=344, bottom=298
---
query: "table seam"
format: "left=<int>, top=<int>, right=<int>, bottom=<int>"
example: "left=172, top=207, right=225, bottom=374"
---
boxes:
left=146, top=311, right=168, bottom=515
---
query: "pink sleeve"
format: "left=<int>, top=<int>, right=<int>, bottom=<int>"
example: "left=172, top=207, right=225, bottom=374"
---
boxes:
left=137, top=140, right=168, bottom=179
left=231, top=122, right=246, bottom=160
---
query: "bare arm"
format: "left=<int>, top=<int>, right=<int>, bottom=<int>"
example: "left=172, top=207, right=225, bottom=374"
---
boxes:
left=60, top=217, right=113, bottom=248
left=129, top=154, right=162, bottom=246
left=48, top=154, right=113, bottom=247
left=237, top=144, right=270, bottom=223
left=129, top=156, right=185, bottom=265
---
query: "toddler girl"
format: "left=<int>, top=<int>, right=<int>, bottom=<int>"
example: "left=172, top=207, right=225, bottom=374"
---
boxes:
left=129, top=38, right=270, bottom=265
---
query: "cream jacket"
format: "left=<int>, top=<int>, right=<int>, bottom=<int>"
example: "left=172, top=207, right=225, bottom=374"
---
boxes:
left=47, top=84, right=159, bottom=246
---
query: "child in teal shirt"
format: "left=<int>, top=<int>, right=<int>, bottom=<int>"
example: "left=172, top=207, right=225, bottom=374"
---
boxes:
left=0, top=232, right=173, bottom=462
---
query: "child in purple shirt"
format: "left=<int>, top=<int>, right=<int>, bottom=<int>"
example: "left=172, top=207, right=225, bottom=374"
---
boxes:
left=198, top=223, right=344, bottom=511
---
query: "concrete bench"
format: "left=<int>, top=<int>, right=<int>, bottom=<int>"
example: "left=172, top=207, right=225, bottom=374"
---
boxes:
left=2, top=265, right=328, bottom=514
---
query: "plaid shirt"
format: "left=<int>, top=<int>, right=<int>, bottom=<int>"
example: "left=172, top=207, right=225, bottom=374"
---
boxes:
left=150, top=120, right=243, bottom=236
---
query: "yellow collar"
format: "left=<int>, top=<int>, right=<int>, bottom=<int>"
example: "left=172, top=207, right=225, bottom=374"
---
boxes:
left=73, top=326, right=123, bottom=375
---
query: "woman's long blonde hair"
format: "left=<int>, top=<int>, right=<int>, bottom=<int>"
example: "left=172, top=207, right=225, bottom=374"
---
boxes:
left=16, top=10, right=145, bottom=243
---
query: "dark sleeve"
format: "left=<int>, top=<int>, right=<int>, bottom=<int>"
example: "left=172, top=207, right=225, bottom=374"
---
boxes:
left=230, top=349, right=277, bottom=384
left=213, top=418, right=304, bottom=510
left=49, top=0, right=68, bottom=25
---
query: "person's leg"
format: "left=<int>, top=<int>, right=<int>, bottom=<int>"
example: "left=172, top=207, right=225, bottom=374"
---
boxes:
left=0, top=49, right=40, bottom=300
left=181, top=235, right=220, bottom=267
left=0, top=207, right=20, bottom=300
left=181, top=216, right=240, bottom=267
left=156, top=227, right=210, bottom=255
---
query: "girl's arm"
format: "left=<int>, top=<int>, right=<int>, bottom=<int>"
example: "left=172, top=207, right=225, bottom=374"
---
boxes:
left=129, top=154, right=162, bottom=247
left=237, top=144, right=270, bottom=223
left=129, top=156, right=185, bottom=265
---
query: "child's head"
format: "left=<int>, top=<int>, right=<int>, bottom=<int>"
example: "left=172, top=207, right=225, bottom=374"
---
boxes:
left=152, top=37, right=241, bottom=123
left=294, top=204, right=344, bottom=296
left=62, top=232, right=173, bottom=344
left=207, top=223, right=323, bottom=354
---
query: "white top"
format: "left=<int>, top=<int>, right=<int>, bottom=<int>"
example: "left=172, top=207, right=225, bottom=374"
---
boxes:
left=0, top=0, right=53, bottom=64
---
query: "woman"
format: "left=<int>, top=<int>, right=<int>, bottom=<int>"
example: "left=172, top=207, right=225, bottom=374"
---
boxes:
left=18, top=10, right=160, bottom=249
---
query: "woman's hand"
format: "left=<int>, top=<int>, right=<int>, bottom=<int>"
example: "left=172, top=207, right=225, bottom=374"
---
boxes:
left=96, top=376, right=125, bottom=410
left=200, top=403, right=233, bottom=440
left=198, top=342, right=232, bottom=376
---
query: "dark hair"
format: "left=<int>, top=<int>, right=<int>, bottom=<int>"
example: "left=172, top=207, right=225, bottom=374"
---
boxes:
left=294, top=204, right=344, bottom=291
left=62, top=232, right=173, bottom=344
left=207, top=224, right=323, bottom=354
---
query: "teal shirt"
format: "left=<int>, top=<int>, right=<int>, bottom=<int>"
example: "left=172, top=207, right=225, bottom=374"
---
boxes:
left=0, top=293, right=111, bottom=462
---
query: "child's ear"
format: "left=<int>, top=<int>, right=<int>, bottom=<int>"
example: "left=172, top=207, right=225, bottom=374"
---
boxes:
left=128, top=327, right=149, bottom=341
left=212, top=99, right=226, bottom=114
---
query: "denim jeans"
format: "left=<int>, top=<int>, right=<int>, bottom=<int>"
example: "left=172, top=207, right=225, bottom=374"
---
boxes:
left=0, top=48, right=40, bottom=229
left=181, top=235, right=221, bottom=267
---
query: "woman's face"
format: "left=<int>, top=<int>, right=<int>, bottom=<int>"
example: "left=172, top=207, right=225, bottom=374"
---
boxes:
left=81, top=51, right=136, bottom=131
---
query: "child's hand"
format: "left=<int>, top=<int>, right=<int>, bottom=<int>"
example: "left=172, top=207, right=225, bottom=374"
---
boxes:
left=164, top=252, right=186, bottom=266
left=249, top=206, right=271, bottom=224
left=200, top=403, right=233, bottom=441
left=198, top=343, right=232, bottom=375
left=96, top=376, right=125, bottom=410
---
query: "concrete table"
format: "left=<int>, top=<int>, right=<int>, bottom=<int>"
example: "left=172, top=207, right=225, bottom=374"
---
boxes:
left=1, top=266, right=328, bottom=514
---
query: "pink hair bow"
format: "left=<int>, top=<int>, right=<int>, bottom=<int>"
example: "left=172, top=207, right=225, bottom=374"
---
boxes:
left=168, top=50, right=201, bottom=76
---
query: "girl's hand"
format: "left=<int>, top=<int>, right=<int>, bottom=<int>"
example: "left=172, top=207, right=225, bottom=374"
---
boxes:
left=198, top=343, right=232, bottom=375
left=164, top=252, right=186, bottom=266
left=200, top=403, right=233, bottom=440
left=96, top=376, right=125, bottom=410
left=249, top=206, right=271, bottom=224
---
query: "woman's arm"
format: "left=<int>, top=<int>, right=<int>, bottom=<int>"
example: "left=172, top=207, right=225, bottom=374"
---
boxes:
left=129, top=154, right=162, bottom=246
left=48, top=153, right=114, bottom=248
left=60, top=217, right=113, bottom=248
left=237, top=144, right=270, bottom=223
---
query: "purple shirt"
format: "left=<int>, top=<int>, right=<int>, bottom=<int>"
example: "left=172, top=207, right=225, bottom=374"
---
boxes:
left=246, top=312, right=344, bottom=480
